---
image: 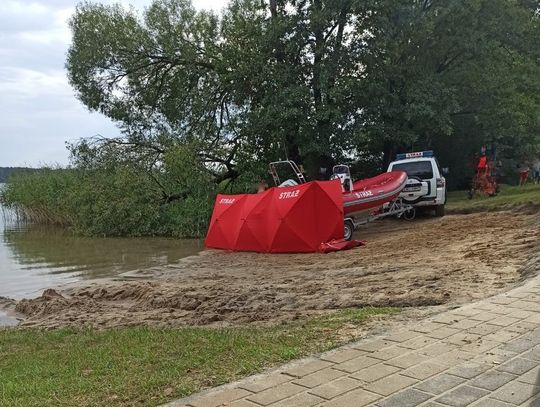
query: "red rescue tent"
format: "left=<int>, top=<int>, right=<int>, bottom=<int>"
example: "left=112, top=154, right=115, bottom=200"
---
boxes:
left=205, top=180, right=344, bottom=253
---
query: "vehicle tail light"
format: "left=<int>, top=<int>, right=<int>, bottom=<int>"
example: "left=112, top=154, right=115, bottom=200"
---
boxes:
left=436, top=178, right=445, bottom=188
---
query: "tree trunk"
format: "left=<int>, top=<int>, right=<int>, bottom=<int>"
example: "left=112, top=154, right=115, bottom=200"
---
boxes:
left=269, top=0, right=277, bottom=18
left=311, top=0, right=328, bottom=153
left=285, top=133, right=302, bottom=164
left=382, top=141, right=396, bottom=170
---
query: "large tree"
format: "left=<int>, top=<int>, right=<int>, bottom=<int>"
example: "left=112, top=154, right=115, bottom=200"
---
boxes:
left=67, top=0, right=368, bottom=181
left=67, top=0, right=539, bottom=188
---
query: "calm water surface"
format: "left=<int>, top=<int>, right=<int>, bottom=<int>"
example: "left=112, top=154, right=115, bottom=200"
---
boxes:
left=0, top=202, right=203, bottom=300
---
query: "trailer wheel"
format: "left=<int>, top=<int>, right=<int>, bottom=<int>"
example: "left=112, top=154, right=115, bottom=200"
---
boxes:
left=344, top=219, right=355, bottom=241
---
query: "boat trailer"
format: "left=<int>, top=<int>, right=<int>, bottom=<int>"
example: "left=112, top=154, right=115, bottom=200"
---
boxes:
left=343, top=198, right=415, bottom=239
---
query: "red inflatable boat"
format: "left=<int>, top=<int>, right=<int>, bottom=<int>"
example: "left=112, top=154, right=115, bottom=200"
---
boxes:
left=328, top=164, right=409, bottom=240
left=268, top=162, right=408, bottom=217
left=328, top=165, right=407, bottom=216
left=342, top=171, right=408, bottom=216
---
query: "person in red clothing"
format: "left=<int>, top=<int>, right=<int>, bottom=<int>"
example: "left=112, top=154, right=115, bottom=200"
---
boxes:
left=518, top=163, right=530, bottom=186
left=477, top=153, right=488, bottom=176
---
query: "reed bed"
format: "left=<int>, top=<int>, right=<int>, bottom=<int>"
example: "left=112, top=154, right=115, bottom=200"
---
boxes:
left=1, top=167, right=214, bottom=238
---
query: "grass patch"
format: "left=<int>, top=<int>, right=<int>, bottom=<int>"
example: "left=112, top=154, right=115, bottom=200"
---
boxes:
left=447, top=183, right=540, bottom=212
left=0, top=307, right=397, bottom=407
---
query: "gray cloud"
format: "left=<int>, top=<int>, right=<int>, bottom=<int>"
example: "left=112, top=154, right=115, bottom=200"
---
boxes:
left=0, top=0, right=227, bottom=167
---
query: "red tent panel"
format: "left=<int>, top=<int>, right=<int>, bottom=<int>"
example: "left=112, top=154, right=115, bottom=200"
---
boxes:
left=205, top=180, right=345, bottom=253
left=319, top=239, right=366, bottom=253
left=236, top=191, right=274, bottom=251
left=313, top=181, right=345, bottom=240
left=272, top=186, right=318, bottom=251
left=204, top=194, right=247, bottom=250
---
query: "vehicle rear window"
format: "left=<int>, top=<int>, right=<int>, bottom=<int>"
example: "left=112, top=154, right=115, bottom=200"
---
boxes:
left=392, top=161, right=433, bottom=180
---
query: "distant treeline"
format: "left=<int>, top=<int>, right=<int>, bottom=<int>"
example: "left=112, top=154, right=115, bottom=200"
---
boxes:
left=0, top=168, right=36, bottom=183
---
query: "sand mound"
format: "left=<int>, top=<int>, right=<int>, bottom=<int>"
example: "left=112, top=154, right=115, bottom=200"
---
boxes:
left=11, top=210, right=539, bottom=329
left=0, top=296, right=16, bottom=310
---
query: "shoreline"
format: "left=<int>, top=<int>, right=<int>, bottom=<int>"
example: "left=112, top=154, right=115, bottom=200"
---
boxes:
left=3, top=209, right=538, bottom=330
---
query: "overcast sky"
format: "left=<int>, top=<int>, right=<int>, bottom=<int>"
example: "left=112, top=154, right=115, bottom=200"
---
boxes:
left=0, top=0, right=228, bottom=167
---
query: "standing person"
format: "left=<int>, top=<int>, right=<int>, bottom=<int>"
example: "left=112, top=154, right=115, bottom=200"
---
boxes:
left=534, top=159, right=540, bottom=185
left=477, top=152, right=488, bottom=176
left=518, top=162, right=530, bottom=186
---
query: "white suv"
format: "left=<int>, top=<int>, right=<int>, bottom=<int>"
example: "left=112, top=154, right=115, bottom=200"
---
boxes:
left=387, top=151, right=447, bottom=217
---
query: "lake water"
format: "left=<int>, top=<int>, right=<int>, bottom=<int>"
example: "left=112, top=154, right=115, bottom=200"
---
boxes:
left=0, top=201, right=203, bottom=300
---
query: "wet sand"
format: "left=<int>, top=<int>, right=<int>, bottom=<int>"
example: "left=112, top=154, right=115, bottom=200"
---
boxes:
left=7, top=210, right=540, bottom=329
left=0, top=297, right=19, bottom=326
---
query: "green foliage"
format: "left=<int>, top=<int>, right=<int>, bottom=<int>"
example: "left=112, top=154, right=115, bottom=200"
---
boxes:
left=1, top=151, right=215, bottom=238
left=7, top=0, right=539, bottom=235
left=2, top=168, right=80, bottom=226
left=0, top=307, right=398, bottom=407
left=355, top=0, right=540, bottom=171
left=65, top=0, right=539, bottom=181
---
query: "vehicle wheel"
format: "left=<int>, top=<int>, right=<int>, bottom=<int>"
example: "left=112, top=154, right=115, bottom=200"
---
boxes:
left=344, top=219, right=355, bottom=241
left=403, top=207, right=416, bottom=221
left=435, top=205, right=445, bottom=217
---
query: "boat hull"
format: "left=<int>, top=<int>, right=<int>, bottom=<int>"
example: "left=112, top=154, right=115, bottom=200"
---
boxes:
left=343, top=171, right=408, bottom=216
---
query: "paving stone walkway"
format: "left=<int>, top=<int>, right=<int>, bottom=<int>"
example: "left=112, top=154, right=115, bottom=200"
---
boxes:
left=166, top=275, right=540, bottom=407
